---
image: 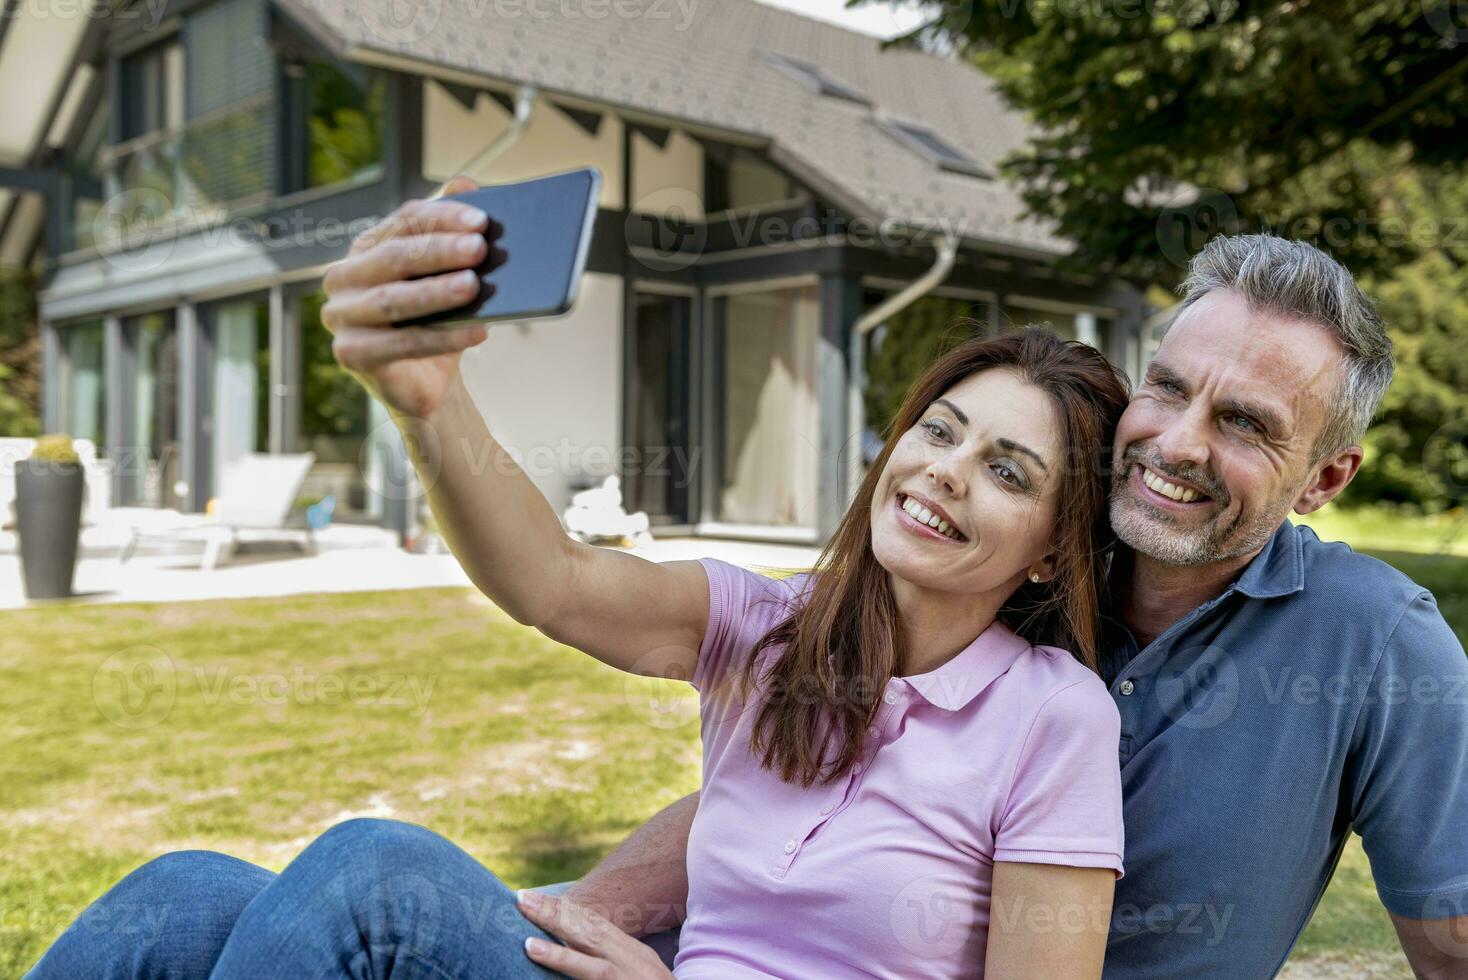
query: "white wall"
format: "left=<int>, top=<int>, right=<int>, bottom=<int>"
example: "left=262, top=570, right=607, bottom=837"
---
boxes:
left=423, top=82, right=626, bottom=209
left=457, top=272, right=624, bottom=518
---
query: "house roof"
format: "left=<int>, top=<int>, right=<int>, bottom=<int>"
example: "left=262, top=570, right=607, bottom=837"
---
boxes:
left=285, top=0, right=1068, bottom=256
left=0, top=3, right=98, bottom=268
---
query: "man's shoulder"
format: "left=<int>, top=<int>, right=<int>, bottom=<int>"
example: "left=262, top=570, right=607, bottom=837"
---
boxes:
left=1291, top=523, right=1431, bottom=612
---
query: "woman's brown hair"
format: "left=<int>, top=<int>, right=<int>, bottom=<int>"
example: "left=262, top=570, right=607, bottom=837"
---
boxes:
left=739, top=327, right=1131, bottom=787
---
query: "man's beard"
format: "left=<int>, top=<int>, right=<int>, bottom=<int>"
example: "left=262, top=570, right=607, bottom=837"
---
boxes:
left=1109, top=451, right=1285, bottom=567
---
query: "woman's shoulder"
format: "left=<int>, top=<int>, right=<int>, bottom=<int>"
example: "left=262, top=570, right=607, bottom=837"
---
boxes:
left=1005, top=639, right=1120, bottom=726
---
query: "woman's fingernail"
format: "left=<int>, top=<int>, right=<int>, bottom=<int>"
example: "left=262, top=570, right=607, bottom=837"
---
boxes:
left=457, top=235, right=482, bottom=258
left=525, top=936, right=547, bottom=955
left=518, top=889, right=540, bottom=909
left=460, top=208, right=489, bottom=230
left=459, top=269, right=479, bottom=289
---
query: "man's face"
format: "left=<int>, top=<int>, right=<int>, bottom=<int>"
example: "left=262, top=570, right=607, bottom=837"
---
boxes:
left=1110, top=289, right=1345, bottom=566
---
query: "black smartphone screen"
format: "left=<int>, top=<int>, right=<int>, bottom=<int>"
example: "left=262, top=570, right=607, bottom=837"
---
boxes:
left=395, top=167, right=601, bottom=328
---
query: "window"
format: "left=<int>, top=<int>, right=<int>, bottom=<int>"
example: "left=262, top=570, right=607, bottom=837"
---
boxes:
left=762, top=51, right=871, bottom=105
left=119, top=40, right=183, bottom=142
left=874, top=114, right=992, bottom=179
left=59, top=321, right=106, bottom=449
left=280, top=52, right=386, bottom=193
left=713, top=284, right=820, bottom=528
left=703, top=144, right=800, bottom=213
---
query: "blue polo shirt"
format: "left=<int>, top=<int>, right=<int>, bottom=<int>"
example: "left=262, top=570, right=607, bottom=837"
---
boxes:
left=1098, top=520, right=1468, bottom=978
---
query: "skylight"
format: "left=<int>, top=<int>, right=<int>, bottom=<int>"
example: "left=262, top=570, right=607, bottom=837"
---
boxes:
left=875, top=114, right=993, bottom=180
left=762, top=51, right=871, bottom=105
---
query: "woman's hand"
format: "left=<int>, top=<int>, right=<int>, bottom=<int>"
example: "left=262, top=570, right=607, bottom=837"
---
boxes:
left=516, top=889, right=675, bottom=979
left=321, top=175, right=508, bottom=420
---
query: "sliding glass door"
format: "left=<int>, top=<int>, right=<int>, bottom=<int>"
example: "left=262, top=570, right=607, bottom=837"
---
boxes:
left=627, top=291, right=695, bottom=525
left=712, top=282, right=820, bottom=529
left=209, top=300, right=270, bottom=494
left=59, top=321, right=106, bottom=449
left=124, top=312, right=181, bottom=508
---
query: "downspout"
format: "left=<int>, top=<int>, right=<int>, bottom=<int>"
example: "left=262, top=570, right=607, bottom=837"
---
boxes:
left=431, top=84, right=538, bottom=197
left=846, top=227, right=961, bottom=503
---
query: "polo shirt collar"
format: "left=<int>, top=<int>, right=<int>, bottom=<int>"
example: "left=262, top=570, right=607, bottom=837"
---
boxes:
left=1232, top=519, right=1306, bottom=599
left=898, top=618, right=1033, bottom=712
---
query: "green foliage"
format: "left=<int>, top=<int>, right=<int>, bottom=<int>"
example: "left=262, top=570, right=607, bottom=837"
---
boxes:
left=299, top=291, right=366, bottom=439
left=864, top=296, right=988, bottom=436
left=0, top=268, right=41, bottom=437
left=880, top=0, right=1468, bottom=283
left=307, top=64, right=385, bottom=188
left=870, top=1, right=1468, bottom=510
left=30, top=434, right=79, bottom=465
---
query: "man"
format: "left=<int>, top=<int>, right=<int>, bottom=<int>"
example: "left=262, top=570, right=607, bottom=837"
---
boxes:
left=549, top=234, right=1468, bottom=977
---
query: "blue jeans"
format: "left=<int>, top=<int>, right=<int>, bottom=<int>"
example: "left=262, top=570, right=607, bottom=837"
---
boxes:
left=24, top=818, right=681, bottom=979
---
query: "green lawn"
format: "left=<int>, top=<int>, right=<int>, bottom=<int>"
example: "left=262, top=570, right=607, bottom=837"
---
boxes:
left=2, top=510, right=1462, bottom=976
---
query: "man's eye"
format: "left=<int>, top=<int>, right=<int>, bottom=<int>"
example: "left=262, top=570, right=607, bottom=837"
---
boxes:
left=1226, top=414, right=1259, bottom=433
left=1156, top=380, right=1182, bottom=396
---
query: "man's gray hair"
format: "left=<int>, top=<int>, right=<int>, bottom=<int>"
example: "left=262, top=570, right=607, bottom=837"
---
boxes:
left=1174, top=234, right=1394, bottom=460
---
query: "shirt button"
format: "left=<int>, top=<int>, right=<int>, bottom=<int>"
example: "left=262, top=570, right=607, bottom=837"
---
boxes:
left=867, top=726, right=880, bottom=738
left=1120, top=679, right=1135, bottom=696
left=783, top=840, right=796, bottom=854
left=883, top=692, right=897, bottom=705
left=820, top=803, right=833, bottom=814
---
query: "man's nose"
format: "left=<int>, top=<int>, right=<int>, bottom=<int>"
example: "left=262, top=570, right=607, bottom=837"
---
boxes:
left=1153, top=405, right=1212, bottom=470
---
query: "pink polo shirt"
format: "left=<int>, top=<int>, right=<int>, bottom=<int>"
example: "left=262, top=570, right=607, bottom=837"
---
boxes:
left=672, top=558, right=1125, bottom=979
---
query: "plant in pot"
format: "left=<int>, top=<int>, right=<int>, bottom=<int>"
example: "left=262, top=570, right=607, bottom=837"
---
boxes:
left=15, top=433, right=85, bottom=600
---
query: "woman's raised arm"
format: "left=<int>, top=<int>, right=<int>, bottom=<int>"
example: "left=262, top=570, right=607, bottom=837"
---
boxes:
left=323, top=177, right=707, bottom=679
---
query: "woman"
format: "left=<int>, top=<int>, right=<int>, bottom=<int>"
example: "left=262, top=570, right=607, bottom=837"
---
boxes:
left=26, top=180, right=1130, bottom=979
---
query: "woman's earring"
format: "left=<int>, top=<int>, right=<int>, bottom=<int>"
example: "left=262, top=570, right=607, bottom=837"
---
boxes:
left=1029, top=571, right=1042, bottom=583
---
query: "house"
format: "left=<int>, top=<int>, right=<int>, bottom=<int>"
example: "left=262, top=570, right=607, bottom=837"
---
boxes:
left=4, top=0, right=1154, bottom=545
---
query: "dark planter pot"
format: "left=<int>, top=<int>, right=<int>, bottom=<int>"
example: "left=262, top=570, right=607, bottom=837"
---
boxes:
left=15, top=460, right=84, bottom=600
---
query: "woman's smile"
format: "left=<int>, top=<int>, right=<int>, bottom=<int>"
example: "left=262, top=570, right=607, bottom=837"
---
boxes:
left=895, top=492, right=967, bottom=543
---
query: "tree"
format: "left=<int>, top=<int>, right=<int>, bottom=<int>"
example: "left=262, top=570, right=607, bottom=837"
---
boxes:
left=878, top=0, right=1468, bottom=283
left=867, top=0, right=1468, bottom=510
left=0, top=268, right=42, bottom=438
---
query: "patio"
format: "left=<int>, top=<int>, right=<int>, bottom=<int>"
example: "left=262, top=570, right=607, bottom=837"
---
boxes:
left=0, top=517, right=822, bottom=610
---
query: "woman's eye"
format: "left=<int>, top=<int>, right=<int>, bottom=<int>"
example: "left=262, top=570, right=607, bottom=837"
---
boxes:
left=921, top=420, right=947, bottom=441
left=992, top=461, right=1026, bottom=488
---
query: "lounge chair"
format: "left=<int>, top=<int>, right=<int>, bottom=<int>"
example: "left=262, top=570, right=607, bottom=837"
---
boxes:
left=119, top=452, right=317, bottom=570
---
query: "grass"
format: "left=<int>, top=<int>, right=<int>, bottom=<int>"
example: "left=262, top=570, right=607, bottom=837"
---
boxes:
left=2, top=507, right=1462, bottom=976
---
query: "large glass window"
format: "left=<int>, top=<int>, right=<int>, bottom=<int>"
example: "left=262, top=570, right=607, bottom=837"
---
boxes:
left=126, top=312, right=180, bottom=508
left=59, top=321, right=105, bottom=449
left=209, top=300, right=270, bottom=495
left=302, top=62, right=385, bottom=190
left=713, top=283, right=820, bottom=528
left=297, top=292, right=386, bottom=522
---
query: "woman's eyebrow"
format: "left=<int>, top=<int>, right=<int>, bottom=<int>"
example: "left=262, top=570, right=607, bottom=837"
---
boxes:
left=933, top=398, right=968, bottom=425
left=998, top=438, right=1050, bottom=472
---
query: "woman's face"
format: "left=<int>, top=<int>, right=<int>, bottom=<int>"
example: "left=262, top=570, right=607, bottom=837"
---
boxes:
left=870, top=367, right=1065, bottom=597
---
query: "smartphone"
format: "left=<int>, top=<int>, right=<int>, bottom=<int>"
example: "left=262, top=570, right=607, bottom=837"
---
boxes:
left=395, top=167, right=601, bottom=328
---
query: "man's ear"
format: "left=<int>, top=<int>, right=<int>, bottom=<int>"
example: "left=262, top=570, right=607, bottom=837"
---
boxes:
left=1293, top=446, right=1364, bottom=515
